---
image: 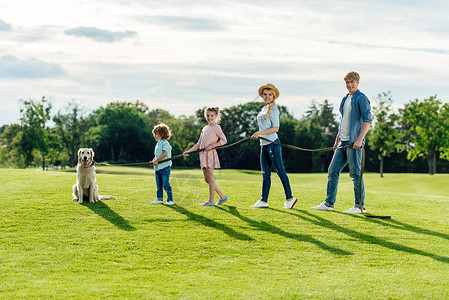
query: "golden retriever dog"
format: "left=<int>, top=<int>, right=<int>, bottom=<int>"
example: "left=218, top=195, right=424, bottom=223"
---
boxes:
left=72, top=148, right=116, bottom=203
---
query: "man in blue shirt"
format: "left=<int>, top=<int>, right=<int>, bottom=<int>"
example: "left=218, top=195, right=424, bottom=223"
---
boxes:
left=312, top=71, right=372, bottom=213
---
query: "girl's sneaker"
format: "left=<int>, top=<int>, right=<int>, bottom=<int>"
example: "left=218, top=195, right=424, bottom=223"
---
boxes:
left=217, top=195, right=229, bottom=205
left=151, top=200, right=163, bottom=204
left=200, top=201, right=215, bottom=206
left=164, top=201, right=175, bottom=205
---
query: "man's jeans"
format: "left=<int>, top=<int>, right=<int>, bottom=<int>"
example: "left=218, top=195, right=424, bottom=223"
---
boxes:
left=155, top=166, right=173, bottom=202
left=325, top=141, right=365, bottom=208
left=260, top=139, right=293, bottom=202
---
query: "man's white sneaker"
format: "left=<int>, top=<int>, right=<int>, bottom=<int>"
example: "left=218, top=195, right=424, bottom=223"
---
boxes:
left=283, top=197, right=297, bottom=209
left=163, top=201, right=175, bottom=205
left=311, top=202, right=334, bottom=211
left=151, top=200, right=163, bottom=204
left=343, top=207, right=365, bottom=213
left=251, top=200, right=269, bottom=208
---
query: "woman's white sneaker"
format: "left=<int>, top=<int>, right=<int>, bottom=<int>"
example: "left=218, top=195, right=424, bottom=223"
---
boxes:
left=283, top=197, right=297, bottom=209
left=251, top=200, right=269, bottom=208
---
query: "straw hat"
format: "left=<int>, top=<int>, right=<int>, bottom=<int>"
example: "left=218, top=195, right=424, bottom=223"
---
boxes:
left=258, top=83, right=280, bottom=99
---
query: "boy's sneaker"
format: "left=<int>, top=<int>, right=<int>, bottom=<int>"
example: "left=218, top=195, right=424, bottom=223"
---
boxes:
left=217, top=195, right=229, bottom=205
left=164, top=201, right=175, bottom=205
left=283, top=197, right=297, bottom=209
left=311, top=202, right=334, bottom=211
left=151, top=200, right=163, bottom=204
left=200, top=201, right=215, bottom=206
left=344, top=207, right=365, bottom=213
left=251, top=200, right=269, bottom=208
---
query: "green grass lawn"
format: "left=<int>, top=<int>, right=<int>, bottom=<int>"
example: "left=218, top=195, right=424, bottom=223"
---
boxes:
left=1, top=167, right=449, bottom=299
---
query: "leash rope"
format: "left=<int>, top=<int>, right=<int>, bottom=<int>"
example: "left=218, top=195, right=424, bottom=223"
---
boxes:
left=257, top=136, right=352, bottom=152
left=96, top=136, right=390, bottom=218
left=96, top=136, right=390, bottom=219
left=99, top=136, right=253, bottom=166
left=98, top=136, right=351, bottom=166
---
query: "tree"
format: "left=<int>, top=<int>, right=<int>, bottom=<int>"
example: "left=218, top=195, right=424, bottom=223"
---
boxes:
left=297, top=100, right=339, bottom=172
left=53, top=101, right=92, bottom=167
left=305, top=99, right=338, bottom=145
left=0, top=124, right=22, bottom=167
left=18, top=97, right=52, bottom=169
left=89, top=101, right=153, bottom=162
left=403, top=96, right=449, bottom=175
left=368, top=92, right=404, bottom=177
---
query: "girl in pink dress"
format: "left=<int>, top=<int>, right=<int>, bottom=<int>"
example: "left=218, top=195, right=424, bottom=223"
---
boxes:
left=183, top=107, right=229, bottom=206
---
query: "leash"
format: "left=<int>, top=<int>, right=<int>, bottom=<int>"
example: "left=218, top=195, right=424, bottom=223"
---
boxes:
left=99, top=137, right=253, bottom=166
left=98, top=136, right=347, bottom=166
left=97, top=135, right=391, bottom=219
left=257, top=136, right=351, bottom=151
left=98, top=136, right=350, bottom=166
left=358, top=148, right=391, bottom=219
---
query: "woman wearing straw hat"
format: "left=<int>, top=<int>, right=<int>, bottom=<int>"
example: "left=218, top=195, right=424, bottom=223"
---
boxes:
left=250, top=83, right=297, bottom=209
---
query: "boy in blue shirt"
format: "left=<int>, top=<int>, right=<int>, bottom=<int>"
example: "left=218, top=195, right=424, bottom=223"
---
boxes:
left=150, top=123, right=174, bottom=205
left=312, top=71, right=372, bottom=213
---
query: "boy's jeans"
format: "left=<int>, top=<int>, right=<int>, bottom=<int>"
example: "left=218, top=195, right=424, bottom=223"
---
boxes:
left=155, top=166, right=173, bottom=202
left=260, top=139, right=293, bottom=202
left=325, top=141, right=365, bottom=208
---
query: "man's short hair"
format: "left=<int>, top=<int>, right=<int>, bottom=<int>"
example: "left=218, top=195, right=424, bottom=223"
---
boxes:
left=344, top=71, right=360, bottom=82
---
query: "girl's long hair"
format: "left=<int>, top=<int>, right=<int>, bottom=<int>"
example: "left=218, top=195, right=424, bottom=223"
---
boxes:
left=263, top=89, right=277, bottom=120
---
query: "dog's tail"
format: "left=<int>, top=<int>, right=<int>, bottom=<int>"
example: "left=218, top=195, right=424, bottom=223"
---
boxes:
left=97, top=195, right=117, bottom=200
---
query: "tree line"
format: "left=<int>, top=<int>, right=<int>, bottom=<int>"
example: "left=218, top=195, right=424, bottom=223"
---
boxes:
left=1, top=93, right=449, bottom=175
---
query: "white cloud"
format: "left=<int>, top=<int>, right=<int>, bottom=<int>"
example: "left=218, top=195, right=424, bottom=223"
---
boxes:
left=137, top=15, right=226, bottom=31
left=64, top=27, right=137, bottom=42
left=0, top=55, right=65, bottom=78
left=0, top=19, right=12, bottom=31
left=0, top=0, right=449, bottom=126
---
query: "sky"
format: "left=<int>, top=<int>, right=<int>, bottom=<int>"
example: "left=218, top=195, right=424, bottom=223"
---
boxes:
left=1, top=0, right=449, bottom=125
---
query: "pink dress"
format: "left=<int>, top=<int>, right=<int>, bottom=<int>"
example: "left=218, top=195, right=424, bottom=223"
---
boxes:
left=194, top=124, right=227, bottom=169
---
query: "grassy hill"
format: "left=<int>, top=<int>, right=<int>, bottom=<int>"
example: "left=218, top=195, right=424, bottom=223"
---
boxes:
left=1, top=167, right=448, bottom=299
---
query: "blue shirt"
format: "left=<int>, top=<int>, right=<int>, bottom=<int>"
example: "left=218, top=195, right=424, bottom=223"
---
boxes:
left=154, top=139, right=172, bottom=171
left=257, top=105, right=280, bottom=146
left=338, top=90, right=372, bottom=144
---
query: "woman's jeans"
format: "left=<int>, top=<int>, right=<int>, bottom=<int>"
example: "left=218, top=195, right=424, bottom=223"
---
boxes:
left=155, top=166, right=173, bottom=202
left=260, top=139, right=293, bottom=202
left=325, top=141, right=365, bottom=208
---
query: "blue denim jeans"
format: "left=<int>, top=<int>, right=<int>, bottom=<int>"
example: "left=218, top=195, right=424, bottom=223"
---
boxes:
left=325, top=141, right=365, bottom=208
left=155, top=166, right=173, bottom=202
left=260, top=139, right=293, bottom=202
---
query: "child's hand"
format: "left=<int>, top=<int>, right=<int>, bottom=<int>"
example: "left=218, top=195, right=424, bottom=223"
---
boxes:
left=205, top=145, right=214, bottom=151
left=152, top=160, right=158, bottom=166
left=183, top=151, right=189, bottom=157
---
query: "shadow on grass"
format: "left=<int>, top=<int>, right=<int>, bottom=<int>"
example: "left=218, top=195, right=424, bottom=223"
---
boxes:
left=238, top=170, right=260, bottom=175
left=82, top=201, right=136, bottom=231
left=216, top=206, right=352, bottom=256
left=277, top=208, right=449, bottom=264
left=344, top=213, right=449, bottom=242
left=166, top=205, right=253, bottom=241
